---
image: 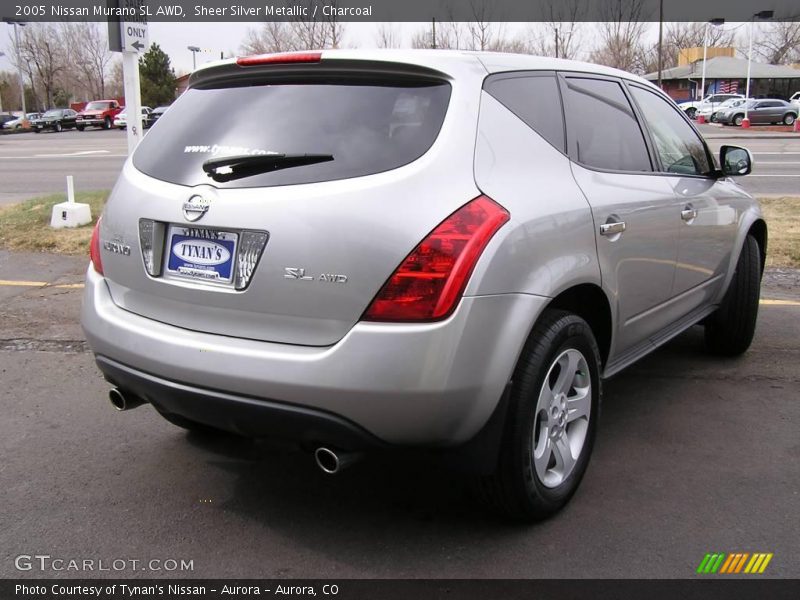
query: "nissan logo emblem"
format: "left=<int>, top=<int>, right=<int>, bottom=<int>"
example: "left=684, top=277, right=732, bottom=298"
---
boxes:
left=183, top=195, right=210, bottom=222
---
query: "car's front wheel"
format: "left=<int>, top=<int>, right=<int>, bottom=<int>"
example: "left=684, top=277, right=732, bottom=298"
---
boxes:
left=705, top=235, right=762, bottom=356
left=103, top=116, right=112, bottom=129
left=54, top=121, right=62, bottom=133
left=478, top=310, right=601, bottom=521
left=76, top=125, right=84, bottom=131
left=685, top=107, right=697, bottom=119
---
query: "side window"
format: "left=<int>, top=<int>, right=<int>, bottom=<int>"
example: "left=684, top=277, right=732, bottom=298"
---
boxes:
left=562, top=77, right=651, bottom=172
left=483, top=73, right=565, bottom=152
left=629, top=85, right=711, bottom=176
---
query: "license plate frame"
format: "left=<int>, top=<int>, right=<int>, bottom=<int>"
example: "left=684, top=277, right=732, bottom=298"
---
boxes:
left=165, top=225, right=238, bottom=285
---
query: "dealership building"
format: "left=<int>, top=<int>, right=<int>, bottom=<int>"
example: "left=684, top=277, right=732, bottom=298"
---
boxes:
left=645, top=50, right=800, bottom=103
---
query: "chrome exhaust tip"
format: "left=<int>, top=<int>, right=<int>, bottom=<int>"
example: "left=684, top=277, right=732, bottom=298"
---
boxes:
left=109, top=388, right=145, bottom=411
left=314, top=447, right=361, bottom=475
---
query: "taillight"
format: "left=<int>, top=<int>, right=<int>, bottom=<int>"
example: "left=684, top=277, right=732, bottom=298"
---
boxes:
left=236, top=52, right=322, bottom=66
left=90, top=217, right=103, bottom=275
left=363, top=195, right=509, bottom=322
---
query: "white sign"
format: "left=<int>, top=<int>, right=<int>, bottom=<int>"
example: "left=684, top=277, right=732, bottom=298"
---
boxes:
left=120, top=0, right=149, bottom=54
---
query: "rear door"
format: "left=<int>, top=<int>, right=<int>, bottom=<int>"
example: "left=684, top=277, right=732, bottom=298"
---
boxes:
left=560, top=74, right=682, bottom=356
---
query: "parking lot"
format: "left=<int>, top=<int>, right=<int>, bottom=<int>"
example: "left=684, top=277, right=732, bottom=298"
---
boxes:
left=1, top=125, right=799, bottom=580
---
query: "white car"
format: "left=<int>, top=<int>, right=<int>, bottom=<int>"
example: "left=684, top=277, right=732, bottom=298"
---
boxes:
left=677, top=93, right=744, bottom=119
left=790, top=92, right=800, bottom=108
left=113, top=106, right=152, bottom=129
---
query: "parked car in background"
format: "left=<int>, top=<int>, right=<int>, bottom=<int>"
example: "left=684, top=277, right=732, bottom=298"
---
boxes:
left=677, top=93, right=744, bottom=119
left=76, top=100, right=122, bottom=130
left=83, top=50, right=766, bottom=521
left=30, top=109, right=79, bottom=132
left=0, top=113, right=17, bottom=128
left=145, top=105, right=170, bottom=128
left=114, top=106, right=152, bottom=129
left=699, top=98, right=746, bottom=123
left=716, top=98, right=797, bottom=126
left=3, top=112, right=42, bottom=129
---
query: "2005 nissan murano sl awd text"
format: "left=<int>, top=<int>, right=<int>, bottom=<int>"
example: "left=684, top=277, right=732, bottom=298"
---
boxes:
left=82, top=50, right=766, bottom=520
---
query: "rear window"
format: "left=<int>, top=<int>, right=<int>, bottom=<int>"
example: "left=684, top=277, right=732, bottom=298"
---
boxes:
left=133, top=81, right=452, bottom=188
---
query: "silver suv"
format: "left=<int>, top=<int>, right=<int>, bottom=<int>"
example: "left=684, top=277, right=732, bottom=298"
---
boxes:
left=81, top=50, right=766, bottom=520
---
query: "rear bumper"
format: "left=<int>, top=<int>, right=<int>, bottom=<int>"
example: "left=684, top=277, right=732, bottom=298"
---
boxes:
left=81, top=267, right=547, bottom=446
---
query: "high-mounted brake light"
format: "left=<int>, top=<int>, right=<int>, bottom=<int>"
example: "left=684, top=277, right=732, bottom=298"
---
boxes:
left=363, top=195, right=510, bottom=322
left=90, top=217, right=103, bottom=275
left=236, top=52, right=322, bottom=66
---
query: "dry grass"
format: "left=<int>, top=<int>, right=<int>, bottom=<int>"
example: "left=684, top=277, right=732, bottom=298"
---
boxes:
left=0, top=191, right=797, bottom=268
left=0, top=191, right=108, bottom=254
left=759, top=197, right=800, bottom=268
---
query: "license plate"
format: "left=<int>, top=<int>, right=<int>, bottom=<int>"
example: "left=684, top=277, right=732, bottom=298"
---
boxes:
left=166, top=226, right=238, bottom=283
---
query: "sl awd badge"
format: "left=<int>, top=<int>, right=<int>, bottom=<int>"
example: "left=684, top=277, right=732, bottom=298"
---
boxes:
left=183, top=195, right=210, bottom=222
left=284, top=267, right=348, bottom=284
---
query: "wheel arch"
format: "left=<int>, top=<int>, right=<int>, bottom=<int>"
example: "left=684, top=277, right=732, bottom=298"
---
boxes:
left=748, top=218, right=768, bottom=275
left=542, top=283, right=613, bottom=368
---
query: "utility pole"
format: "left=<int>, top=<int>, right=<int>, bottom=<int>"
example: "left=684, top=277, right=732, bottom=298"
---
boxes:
left=3, top=19, right=28, bottom=113
left=657, top=0, right=663, bottom=89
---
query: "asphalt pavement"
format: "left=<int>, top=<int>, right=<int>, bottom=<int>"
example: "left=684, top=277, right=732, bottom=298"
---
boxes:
left=0, top=251, right=798, bottom=579
left=0, top=126, right=798, bottom=206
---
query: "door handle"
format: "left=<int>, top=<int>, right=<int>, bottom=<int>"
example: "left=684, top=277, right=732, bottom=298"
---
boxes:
left=681, top=207, right=698, bottom=222
left=600, top=221, right=626, bottom=236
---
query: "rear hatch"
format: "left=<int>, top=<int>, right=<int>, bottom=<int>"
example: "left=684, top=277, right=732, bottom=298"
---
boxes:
left=99, top=53, right=486, bottom=346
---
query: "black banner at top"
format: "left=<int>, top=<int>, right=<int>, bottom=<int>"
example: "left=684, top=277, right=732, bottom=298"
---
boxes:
left=1, top=0, right=799, bottom=23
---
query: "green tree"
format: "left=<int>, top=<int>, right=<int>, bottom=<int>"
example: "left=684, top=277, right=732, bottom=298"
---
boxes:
left=138, top=43, right=176, bottom=107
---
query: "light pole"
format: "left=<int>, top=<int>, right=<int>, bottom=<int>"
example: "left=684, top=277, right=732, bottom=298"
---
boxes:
left=188, top=46, right=200, bottom=71
left=743, top=10, right=774, bottom=128
left=700, top=18, right=725, bottom=101
left=0, top=50, right=4, bottom=113
left=3, top=19, right=27, bottom=114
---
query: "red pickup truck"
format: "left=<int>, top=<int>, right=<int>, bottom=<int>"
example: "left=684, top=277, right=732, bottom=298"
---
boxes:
left=76, top=100, right=122, bottom=131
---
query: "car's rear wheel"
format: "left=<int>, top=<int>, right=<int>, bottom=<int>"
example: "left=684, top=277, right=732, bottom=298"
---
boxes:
left=685, top=107, right=696, bottom=119
left=784, top=113, right=797, bottom=126
left=478, top=310, right=601, bottom=521
left=733, top=114, right=744, bottom=126
left=705, top=235, right=762, bottom=356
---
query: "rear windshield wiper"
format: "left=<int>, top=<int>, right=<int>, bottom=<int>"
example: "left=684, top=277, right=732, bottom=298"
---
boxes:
left=202, top=153, right=334, bottom=183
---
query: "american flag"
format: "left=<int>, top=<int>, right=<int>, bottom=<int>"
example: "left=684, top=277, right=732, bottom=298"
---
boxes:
left=719, top=80, right=739, bottom=94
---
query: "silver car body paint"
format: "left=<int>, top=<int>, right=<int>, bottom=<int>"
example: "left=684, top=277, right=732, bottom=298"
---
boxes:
left=81, top=50, right=763, bottom=446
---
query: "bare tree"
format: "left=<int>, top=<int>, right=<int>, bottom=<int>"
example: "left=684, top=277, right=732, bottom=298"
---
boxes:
left=375, top=23, right=400, bottom=48
left=754, top=20, right=800, bottom=64
left=240, top=1, right=348, bottom=55
left=17, top=23, right=67, bottom=109
left=62, top=22, right=114, bottom=100
left=589, top=0, right=651, bottom=72
left=534, top=0, right=586, bottom=59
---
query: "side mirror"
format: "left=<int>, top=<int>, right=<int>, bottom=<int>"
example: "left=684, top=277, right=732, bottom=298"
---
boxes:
left=720, top=145, right=752, bottom=177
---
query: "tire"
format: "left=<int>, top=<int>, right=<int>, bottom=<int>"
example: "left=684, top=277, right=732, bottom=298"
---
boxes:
left=76, top=125, right=84, bottom=131
left=784, top=113, right=797, bottom=126
left=103, top=116, right=112, bottom=129
left=155, top=408, right=229, bottom=436
left=733, top=114, right=744, bottom=126
left=477, top=310, right=601, bottom=521
left=54, top=121, right=62, bottom=133
left=705, top=235, right=762, bottom=356
left=685, top=107, right=697, bottom=119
